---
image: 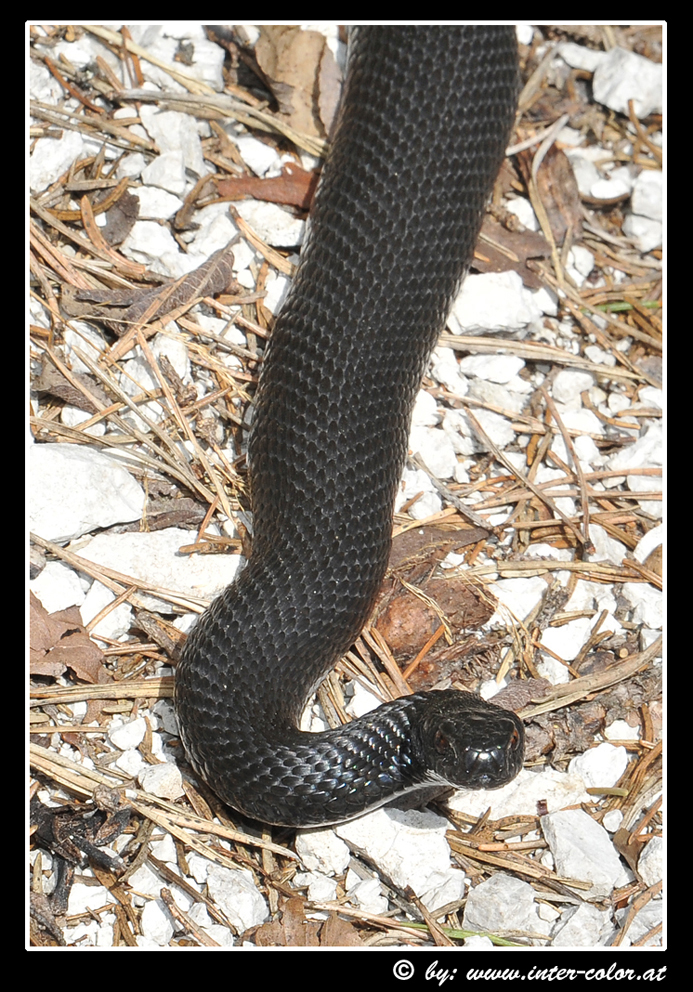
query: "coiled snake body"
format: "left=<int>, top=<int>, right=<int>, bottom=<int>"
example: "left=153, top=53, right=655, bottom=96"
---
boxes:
left=176, top=26, right=524, bottom=827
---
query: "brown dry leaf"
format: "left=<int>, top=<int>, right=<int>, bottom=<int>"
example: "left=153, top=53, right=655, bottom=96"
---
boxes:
left=375, top=525, right=495, bottom=664
left=516, top=144, right=583, bottom=249
left=254, top=898, right=362, bottom=947
left=376, top=575, right=494, bottom=662
left=216, top=161, right=318, bottom=210
left=644, top=543, right=662, bottom=577
left=253, top=896, right=320, bottom=946
left=137, top=479, right=208, bottom=534
left=476, top=216, right=550, bottom=290
left=388, top=523, right=488, bottom=570
left=62, top=243, right=240, bottom=337
left=255, top=26, right=337, bottom=138
left=318, top=912, right=363, bottom=946
left=30, top=593, right=106, bottom=682
left=99, top=189, right=140, bottom=246
left=34, top=360, right=110, bottom=413
left=315, top=34, right=343, bottom=133
left=496, top=677, right=550, bottom=713
left=612, top=825, right=648, bottom=875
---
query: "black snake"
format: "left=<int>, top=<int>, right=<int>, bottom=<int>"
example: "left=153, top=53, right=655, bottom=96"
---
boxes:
left=175, top=26, right=524, bottom=827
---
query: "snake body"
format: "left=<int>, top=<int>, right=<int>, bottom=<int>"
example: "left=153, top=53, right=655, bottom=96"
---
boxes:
left=175, top=26, right=524, bottom=827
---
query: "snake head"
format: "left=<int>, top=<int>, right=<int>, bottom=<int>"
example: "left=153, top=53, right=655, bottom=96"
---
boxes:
left=415, top=690, right=525, bottom=791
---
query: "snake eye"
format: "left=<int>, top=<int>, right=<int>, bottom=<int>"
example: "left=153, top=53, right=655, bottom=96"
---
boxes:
left=434, top=729, right=449, bottom=754
left=509, top=727, right=521, bottom=749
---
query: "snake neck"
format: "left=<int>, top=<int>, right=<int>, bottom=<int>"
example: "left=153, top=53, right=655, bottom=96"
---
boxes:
left=181, top=693, right=422, bottom=827
left=178, top=688, right=524, bottom=828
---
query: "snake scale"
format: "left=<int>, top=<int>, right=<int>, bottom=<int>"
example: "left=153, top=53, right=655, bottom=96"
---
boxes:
left=175, top=26, right=524, bottom=827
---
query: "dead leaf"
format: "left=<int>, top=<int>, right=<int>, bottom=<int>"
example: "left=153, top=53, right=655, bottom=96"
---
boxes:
left=516, top=144, right=583, bottom=249
left=388, top=524, right=487, bottom=571
left=34, top=360, right=110, bottom=413
left=255, top=26, right=336, bottom=138
left=613, top=825, right=647, bottom=874
left=319, top=912, right=363, bottom=946
left=216, top=161, right=318, bottom=210
left=100, top=189, right=140, bottom=246
left=476, top=216, right=550, bottom=290
left=253, top=896, right=320, bottom=946
left=30, top=592, right=107, bottom=682
left=62, top=243, right=241, bottom=337
left=376, top=576, right=494, bottom=661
